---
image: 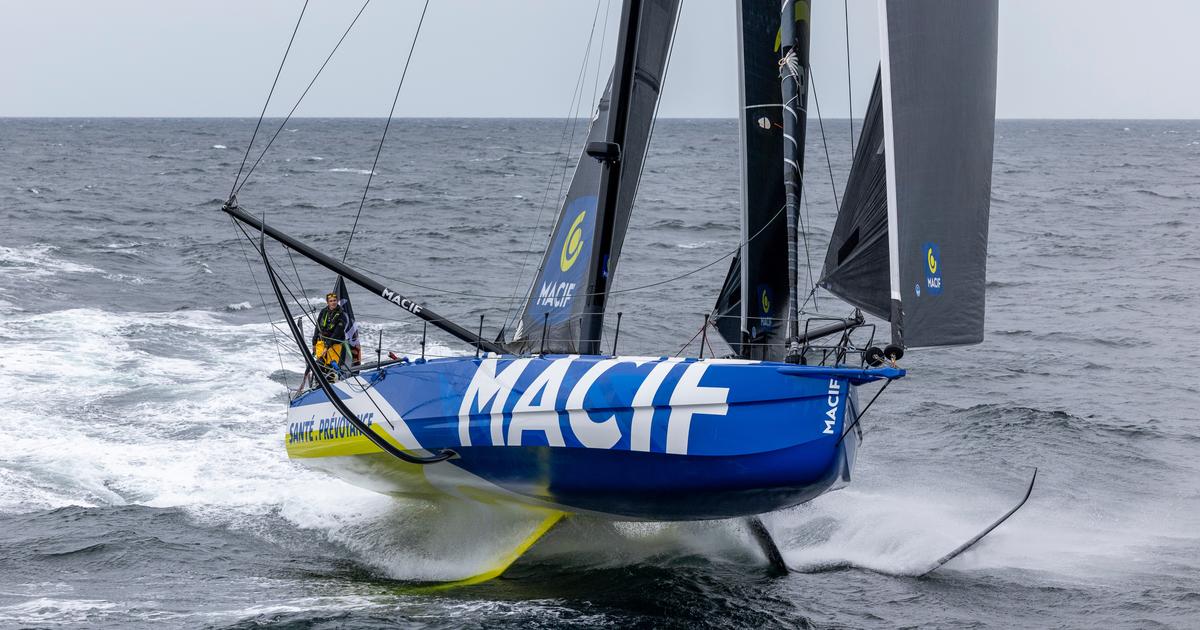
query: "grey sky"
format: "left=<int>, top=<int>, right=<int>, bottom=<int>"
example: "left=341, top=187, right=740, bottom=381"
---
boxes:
left=0, top=1, right=1196, bottom=119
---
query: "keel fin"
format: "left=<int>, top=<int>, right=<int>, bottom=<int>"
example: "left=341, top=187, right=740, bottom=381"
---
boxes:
left=746, top=516, right=789, bottom=576
left=425, top=511, right=566, bottom=589
left=921, top=467, right=1038, bottom=576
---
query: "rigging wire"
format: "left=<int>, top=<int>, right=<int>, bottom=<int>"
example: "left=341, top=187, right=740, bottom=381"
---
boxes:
left=501, top=0, right=606, bottom=334
left=234, top=0, right=372, bottom=195
left=230, top=0, right=310, bottom=200
left=800, top=187, right=819, bottom=310
left=229, top=1, right=839, bottom=358
left=673, top=321, right=706, bottom=357
left=591, top=0, right=613, bottom=115
left=590, top=0, right=684, bottom=322
left=503, top=0, right=684, bottom=339
left=342, top=0, right=431, bottom=263
left=230, top=217, right=292, bottom=389
left=807, top=68, right=842, bottom=211
left=286, top=247, right=309, bottom=304
left=234, top=220, right=321, bottom=332
left=638, top=0, right=684, bottom=181
left=339, top=200, right=788, bottom=303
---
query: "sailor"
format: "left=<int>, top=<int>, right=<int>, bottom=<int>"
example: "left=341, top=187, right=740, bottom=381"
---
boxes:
left=312, top=292, right=347, bottom=380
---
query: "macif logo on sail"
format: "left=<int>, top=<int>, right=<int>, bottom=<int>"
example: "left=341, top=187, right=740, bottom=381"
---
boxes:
left=923, top=242, right=943, bottom=296
left=532, top=196, right=597, bottom=321
left=560, top=210, right=586, bottom=272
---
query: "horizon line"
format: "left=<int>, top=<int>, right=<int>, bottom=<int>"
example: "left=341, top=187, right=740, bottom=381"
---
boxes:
left=1, top=115, right=1197, bottom=121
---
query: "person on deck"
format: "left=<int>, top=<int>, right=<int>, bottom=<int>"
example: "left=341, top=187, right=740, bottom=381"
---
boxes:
left=312, top=292, right=347, bottom=380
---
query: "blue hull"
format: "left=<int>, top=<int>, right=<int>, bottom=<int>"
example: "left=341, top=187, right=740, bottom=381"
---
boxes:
left=286, top=355, right=899, bottom=520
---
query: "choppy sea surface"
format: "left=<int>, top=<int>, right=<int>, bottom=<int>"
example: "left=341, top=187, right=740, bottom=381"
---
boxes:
left=0, top=117, right=1198, bottom=629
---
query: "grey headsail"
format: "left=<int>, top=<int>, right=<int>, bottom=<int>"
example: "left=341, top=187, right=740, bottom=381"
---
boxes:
left=713, top=0, right=810, bottom=360
left=821, top=0, right=998, bottom=348
left=510, top=0, right=680, bottom=354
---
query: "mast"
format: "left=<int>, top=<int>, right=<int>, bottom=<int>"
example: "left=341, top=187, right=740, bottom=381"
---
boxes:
left=579, top=0, right=641, bottom=356
left=779, top=0, right=808, bottom=363
left=713, top=1, right=808, bottom=361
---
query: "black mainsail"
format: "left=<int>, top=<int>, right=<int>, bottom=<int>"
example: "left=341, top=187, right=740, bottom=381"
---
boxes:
left=820, top=70, right=889, bottom=320
left=713, top=0, right=810, bottom=361
left=821, top=0, right=998, bottom=348
left=510, top=0, right=680, bottom=354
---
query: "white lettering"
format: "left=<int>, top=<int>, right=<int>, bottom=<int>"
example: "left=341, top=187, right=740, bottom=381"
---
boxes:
left=629, top=358, right=683, bottom=452
left=824, top=378, right=840, bottom=434
left=536, top=281, right=576, bottom=308
left=381, top=287, right=423, bottom=314
left=508, top=357, right=575, bottom=447
left=567, top=358, right=650, bottom=449
left=665, top=363, right=729, bottom=455
left=457, top=358, right=532, bottom=446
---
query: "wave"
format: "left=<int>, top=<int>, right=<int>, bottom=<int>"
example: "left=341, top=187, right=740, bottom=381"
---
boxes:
left=648, top=218, right=737, bottom=232
left=0, top=244, right=104, bottom=278
left=328, top=167, right=374, bottom=175
left=917, top=402, right=1163, bottom=447
left=102, top=273, right=148, bottom=285
left=1133, top=188, right=1186, bottom=200
left=986, top=279, right=1028, bottom=288
left=0, top=307, right=484, bottom=579
left=0, top=596, right=120, bottom=626
left=101, top=241, right=148, bottom=250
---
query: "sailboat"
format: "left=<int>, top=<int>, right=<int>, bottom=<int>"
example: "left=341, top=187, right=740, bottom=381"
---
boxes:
left=223, top=0, right=1029, bottom=582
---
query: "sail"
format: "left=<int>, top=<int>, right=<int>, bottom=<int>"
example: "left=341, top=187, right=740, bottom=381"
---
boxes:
left=511, top=0, right=680, bottom=354
left=819, top=70, right=889, bottom=320
left=509, top=82, right=611, bottom=353
left=712, top=253, right=742, bottom=352
left=712, top=0, right=810, bottom=360
left=821, top=0, right=998, bottom=348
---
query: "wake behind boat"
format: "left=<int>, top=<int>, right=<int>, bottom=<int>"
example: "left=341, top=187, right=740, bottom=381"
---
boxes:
left=222, top=0, right=1025, bottom=582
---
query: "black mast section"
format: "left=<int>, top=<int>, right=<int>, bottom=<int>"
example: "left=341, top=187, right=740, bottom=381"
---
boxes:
left=223, top=203, right=506, bottom=355
left=780, top=0, right=805, bottom=363
left=579, top=0, right=642, bottom=356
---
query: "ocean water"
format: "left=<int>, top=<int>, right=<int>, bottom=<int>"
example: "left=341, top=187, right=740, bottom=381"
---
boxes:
left=0, top=117, right=1198, bottom=629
